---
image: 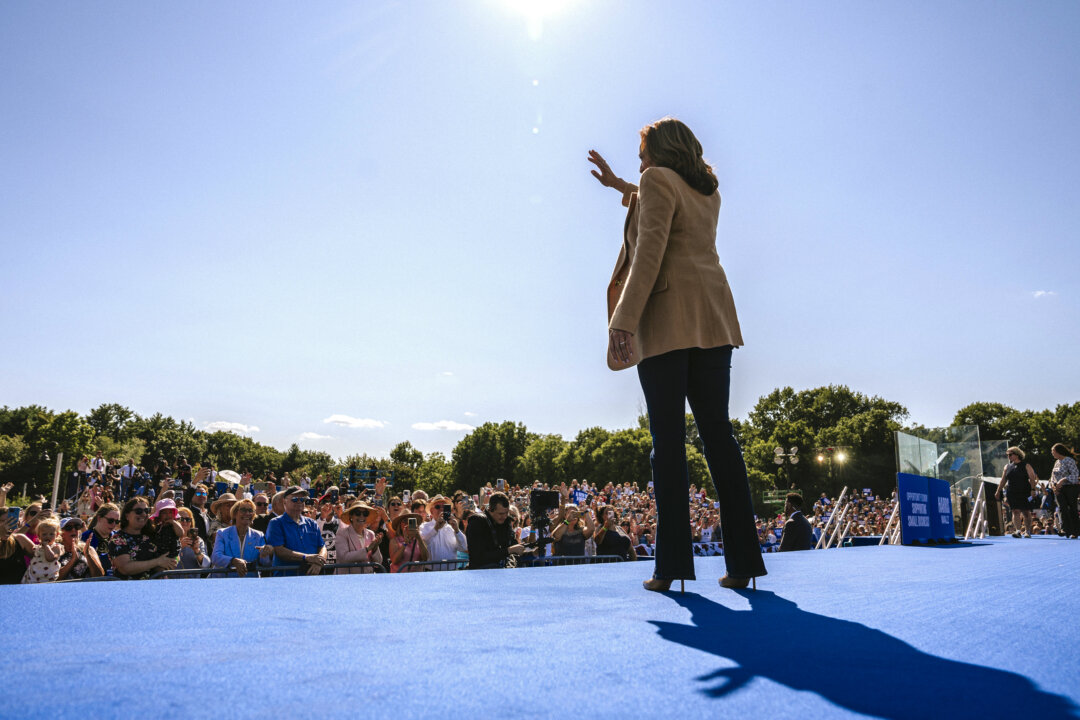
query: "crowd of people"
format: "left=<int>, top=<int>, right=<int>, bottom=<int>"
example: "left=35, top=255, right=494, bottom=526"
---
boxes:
left=2, top=442, right=1077, bottom=584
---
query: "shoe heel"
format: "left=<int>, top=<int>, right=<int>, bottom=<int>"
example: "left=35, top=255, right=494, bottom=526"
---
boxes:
left=752, top=577, right=756, bottom=591
left=680, top=579, right=684, bottom=594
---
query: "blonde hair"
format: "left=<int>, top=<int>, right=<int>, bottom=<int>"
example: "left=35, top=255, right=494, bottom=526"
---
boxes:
left=176, top=507, right=195, bottom=522
left=640, top=117, right=719, bottom=196
left=1007, top=446, right=1026, bottom=461
left=231, top=499, right=256, bottom=522
left=36, top=517, right=61, bottom=538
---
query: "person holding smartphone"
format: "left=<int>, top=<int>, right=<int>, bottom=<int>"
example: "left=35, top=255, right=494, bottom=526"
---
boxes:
left=389, top=512, right=428, bottom=572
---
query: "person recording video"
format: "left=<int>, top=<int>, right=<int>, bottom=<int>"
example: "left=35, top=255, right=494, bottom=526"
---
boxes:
left=466, top=492, right=526, bottom=570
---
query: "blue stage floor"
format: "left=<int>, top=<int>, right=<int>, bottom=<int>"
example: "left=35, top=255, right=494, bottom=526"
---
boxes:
left=3, top=536, right=1078, bottom=719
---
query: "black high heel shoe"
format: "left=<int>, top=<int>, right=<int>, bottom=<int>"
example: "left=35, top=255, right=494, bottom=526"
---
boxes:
left=719, top=575, right=757, bottom=591
left=643, top=578, right=685, bottom=593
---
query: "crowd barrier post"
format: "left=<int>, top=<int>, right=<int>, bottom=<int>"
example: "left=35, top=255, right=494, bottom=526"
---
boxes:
left=815, top=486, right=848, bottom=549
left=533, top=555, right=622, bottom=567
left=878, top=499, right=900, bottom=545
left=49, top=451, right=64, bottom=512
left=964, top=482, right=986, bottom=541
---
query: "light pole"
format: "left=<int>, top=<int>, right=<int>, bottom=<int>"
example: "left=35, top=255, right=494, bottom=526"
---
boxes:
left=773, top=446, right=799, bottom=489
left=815, top=446, right=849, bottom=481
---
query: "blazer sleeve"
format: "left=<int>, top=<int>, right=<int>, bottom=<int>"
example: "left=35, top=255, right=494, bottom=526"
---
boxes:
left=609, top=168, right=677, bottom=333
left=211, top=528, right=233, bottom=568
left=778, top=520, right=794, bottom=552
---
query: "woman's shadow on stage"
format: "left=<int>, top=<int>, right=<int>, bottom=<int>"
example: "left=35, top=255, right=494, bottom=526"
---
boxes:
left=652, top=591, right=1077, bottom=719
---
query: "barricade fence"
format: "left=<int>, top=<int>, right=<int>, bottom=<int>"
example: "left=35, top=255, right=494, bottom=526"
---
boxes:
left=147, top=561, right=386, bottom=580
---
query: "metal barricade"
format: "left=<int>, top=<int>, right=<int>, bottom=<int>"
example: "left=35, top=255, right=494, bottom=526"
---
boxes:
left=148, top=561, right=386, bottom=580
left=394, top=559, right=467, bottom=573
left=55, top=575, right=123, bottom=583
left=529, top=555, right=622, bottom=567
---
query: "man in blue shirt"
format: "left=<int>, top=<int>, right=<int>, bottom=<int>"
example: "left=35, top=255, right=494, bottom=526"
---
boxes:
left=266, top=486, right=326, bottom=576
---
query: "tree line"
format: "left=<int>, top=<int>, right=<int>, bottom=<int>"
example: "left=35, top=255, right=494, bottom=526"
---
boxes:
left=2, top=390, right=1077, bottom=511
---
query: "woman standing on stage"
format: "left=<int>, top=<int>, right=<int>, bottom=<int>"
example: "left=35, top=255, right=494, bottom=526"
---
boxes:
left=996, top=447, right=1038, bottom=538
left=589, top=117, right=766, bottom=592
left=1050, top=443, right=1079, bottom=539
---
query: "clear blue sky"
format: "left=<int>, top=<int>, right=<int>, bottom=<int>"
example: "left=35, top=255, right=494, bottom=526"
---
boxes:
left=2, top=1, right=1078, bottom=459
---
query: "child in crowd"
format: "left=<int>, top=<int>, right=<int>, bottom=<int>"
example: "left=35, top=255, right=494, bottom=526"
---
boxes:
left=149, top=499, right=183, bottom=560
left=22, top=517, right=62, bottom=583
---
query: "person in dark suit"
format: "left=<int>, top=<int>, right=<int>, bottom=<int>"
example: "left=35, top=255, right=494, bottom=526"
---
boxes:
left=779, top=493, right=813, bottom=552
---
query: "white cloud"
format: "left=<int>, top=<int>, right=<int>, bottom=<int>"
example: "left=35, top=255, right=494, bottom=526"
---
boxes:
left=440, top=371, right=454, bottom=376
left=1032, top=290, right=1057, bottom=299
left=323, top=414, right=387, bottom=429
left=412, top=420, right=475, bottom=432
left=299, top=432, right=332, bottom=441
left=204, top=421, right=260, bottom=434
left=463, top=411, right=478, bottom=417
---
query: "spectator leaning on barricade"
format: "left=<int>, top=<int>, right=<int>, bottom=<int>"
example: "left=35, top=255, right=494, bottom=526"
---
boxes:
left=465, top=492, right=526, bottom=570
left=108, top=497, right=177, bottom=580
left=175, top=507, right=210, bottom=572
left=551, top=503, right=594, bottom=557
left=212, top=499, right=273, bottom=578
left=593, top=504, right=637, bottom=561
left=266, top=486, right=326, bottom=576
left=83, top=503, right=119, bottom=576
left=0, top=504, right=35, bottom=585
left=57, top=517, right=96, bottom=580
left=335, top=501, right=384, bottom=574
left=22, top=517, right=62, bottom=584
left=420, top=495, right=467, bottom=566
left=389, top=511, right=429, bottom=572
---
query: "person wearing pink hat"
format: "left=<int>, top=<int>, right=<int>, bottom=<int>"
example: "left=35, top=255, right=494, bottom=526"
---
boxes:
left=149, top=498, right=184, bottom=563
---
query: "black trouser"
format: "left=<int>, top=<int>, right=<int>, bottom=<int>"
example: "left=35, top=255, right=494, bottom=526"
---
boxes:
left=637, top=346, right=767, bottom=580
left=1059, top=485, right=1080, bottom=536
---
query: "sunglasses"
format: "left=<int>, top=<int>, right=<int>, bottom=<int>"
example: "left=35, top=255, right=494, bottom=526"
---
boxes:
left=389, top=503, right=402, bottom=507
left=195, top=492, right=207, bottom=497
left=64, top=525, right=84, bottom=532
left=104, top=517, right=119, bottom=525
left=351, top=510, right=370, bottom=519
left=132, top=508, right=149, bottom=515
left=255, top=501, right=268, bottom=507
left=433, top=504, right=448, bottom=510
left=178, top=518, right=193, bottom=523
left=287, top=496, right=307, bottom=504
left=26, top=510, right=39, bottom=518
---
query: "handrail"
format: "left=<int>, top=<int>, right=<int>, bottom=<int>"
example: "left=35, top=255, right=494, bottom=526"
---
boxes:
left=878, top=499, right=900, bottom=545
left=815, top=486, right=848, bottom=549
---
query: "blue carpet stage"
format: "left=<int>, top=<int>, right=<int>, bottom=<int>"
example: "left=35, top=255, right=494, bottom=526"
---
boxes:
left=3, top=536, right=1078, bottom=719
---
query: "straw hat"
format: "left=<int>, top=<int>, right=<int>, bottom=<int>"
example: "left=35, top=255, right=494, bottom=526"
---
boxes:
left=341, top=501, right=374, bottom=521
left=391, top=512, right=423, bottom=534
left=427, top=495, right=453, bottom=513
left=210, top=493, right=238, bottom=514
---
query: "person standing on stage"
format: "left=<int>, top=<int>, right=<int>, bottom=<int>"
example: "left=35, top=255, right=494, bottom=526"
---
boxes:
left=589, top=117, right=766, bottom=592
left=779, top=493, right=814, bottom=552
left=1050, top=443, right=1079, bottom=539
left=996, top=447, right=1038, bottom=538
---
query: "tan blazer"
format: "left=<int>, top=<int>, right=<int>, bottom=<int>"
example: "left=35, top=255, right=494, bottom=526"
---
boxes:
left=606, top=166, right=743, bottom=371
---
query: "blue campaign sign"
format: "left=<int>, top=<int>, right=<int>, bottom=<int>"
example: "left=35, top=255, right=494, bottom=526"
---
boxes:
left=215, top=482, right=228, bottom=496
left=897, top=473, right=932, bottom=545
left=572, top=490, right=588, bottom=505
left=927, top=477, right=955, bottom=541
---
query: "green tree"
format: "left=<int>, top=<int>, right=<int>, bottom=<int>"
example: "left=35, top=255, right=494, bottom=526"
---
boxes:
left=86, top=403, right=137, bottom=440
left=451, top=421, right=536, bottom=493
left=590, top=428, right=652, bottom=488
left=556, top=426, right=611, bottom=483
left=514, top=434, right=569, bottom=486
left=416, top=451, right=454, bottom=497
left=0, top=435, right=27, bottom=475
